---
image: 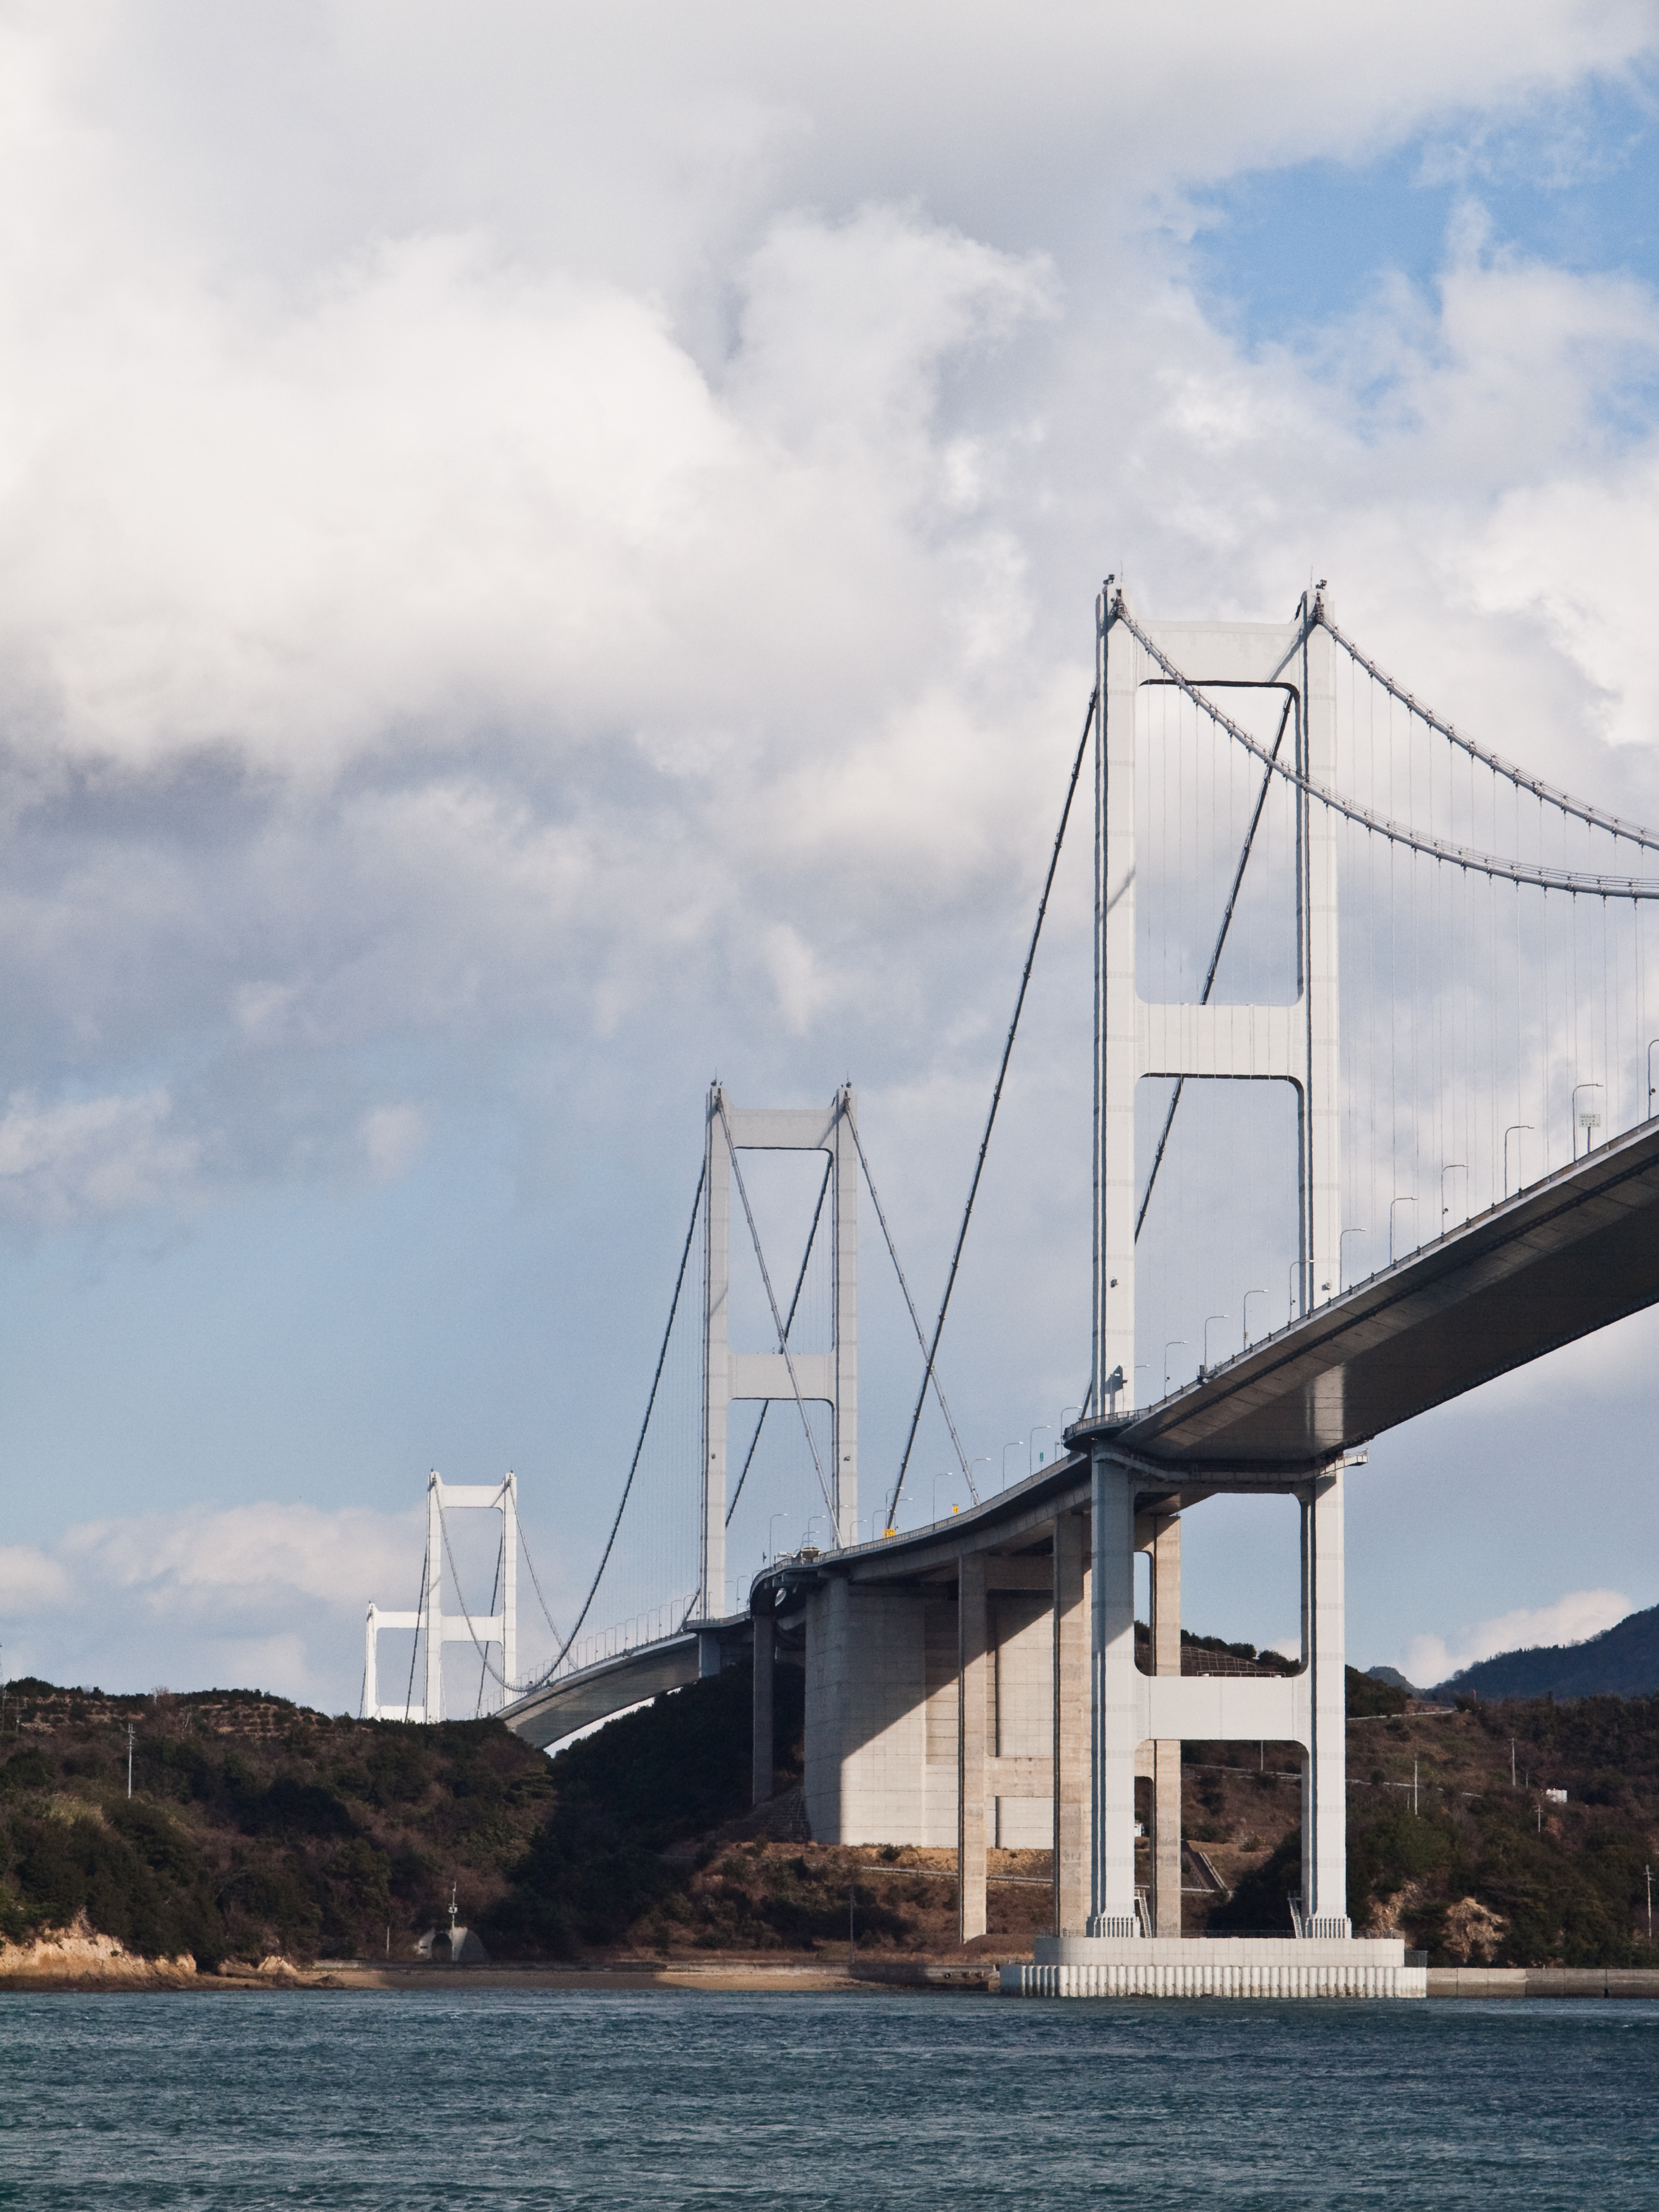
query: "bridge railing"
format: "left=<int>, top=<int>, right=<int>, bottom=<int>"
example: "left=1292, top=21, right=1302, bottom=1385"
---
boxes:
left=524, top=1594, right=701, bottom=1688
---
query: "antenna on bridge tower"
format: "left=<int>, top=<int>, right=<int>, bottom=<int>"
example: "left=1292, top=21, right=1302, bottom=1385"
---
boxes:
left=364, top=1471, right=518, bottom=1722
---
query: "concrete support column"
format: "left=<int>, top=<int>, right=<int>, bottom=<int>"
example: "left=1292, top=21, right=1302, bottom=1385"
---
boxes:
left=1301, top=1468, right=1350, bottom=1935
left=752, top=1610, right=775, bottom=1805
left=1088, top=1456, right=1138, bottom=1935
left=1150, top=1513, right=1182, bottom=1936
left=958, top=1553, right=989, bottom=1944
left=1052, top=1511, right=1089, bottom=1934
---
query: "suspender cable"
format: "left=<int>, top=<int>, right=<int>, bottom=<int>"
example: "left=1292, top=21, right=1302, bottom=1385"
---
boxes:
left=1320, top=612, right=1659, bottom=853
left=1113, top=600, right=1659, bottom=898
left=520, top=1163, right=705, bottom=1692
left=726, top=1153, right=833, bottom=1526
left=1136, top=690, right=1294, bottom=1238
left=886, top=684, right=1097, bottom=1531
left=845, top=1113, right=978, bottom=1503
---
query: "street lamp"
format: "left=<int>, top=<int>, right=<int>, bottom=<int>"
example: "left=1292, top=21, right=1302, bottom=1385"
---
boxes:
left=1503, top=1124, right=1532, bottom=1199
left=968, top=1455, right=991, bottom=1504
left=1572, top=1082, right=1604, bottom=1158
left=1001, top=1441, right=1023, bottom=1488
left=1163, top=1340, right=1190, bottom=1394
left=1389, top=1196, right=1418, bottom=1264
left=1441, top=1164, right=1467, bottom=1227
left=1028, top=1423, right=1051, bottom=1473
left=1242, top=1289, right=1268, bottom=1345
left=1202, top=1315, right=1228, bottom=1373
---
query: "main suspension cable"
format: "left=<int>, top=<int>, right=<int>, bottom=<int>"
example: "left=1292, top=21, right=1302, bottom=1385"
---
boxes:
left=844, top=1112, right=978, bottom=1504
left=718, top=1098, right=836, bottom=1522
left=1320, top=610, right=1659, bottom=854
left=886, top=684, right=1098, bottom=1531
left=1136, top=690, right=1294, bottom=1238
left=726, top=1153, right=833, bottom=1527
left=520, top=1162, right=706, bottom=1692
left=1113, top=600, right=1659, bottom=898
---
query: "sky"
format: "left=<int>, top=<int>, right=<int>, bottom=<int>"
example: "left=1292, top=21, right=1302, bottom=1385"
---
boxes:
left=6, top=1, right=1659, bottom=1709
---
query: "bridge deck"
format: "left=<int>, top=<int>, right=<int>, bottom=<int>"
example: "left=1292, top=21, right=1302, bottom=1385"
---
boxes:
left=502, top=1115, right=1659, bottom=1748
left=1105, top=1111, right=1659, bottom=1474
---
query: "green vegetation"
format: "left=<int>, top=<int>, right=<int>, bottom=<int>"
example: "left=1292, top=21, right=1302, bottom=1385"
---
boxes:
left=1208, top=1692, right=1659, bottom=1964
left=0, top=1681, right=556, bottom=1965
left=6, top=1665, right=1659, bottom=1969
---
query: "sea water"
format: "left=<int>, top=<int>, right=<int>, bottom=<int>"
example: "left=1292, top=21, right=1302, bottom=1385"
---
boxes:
left=2, top=1990, right=1656, bottom=2207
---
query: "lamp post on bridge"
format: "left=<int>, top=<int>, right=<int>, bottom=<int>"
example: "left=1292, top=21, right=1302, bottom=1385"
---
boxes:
left=1388, top=1197, right=1418, bottom=1265
left=1162, top=1340, right=1190, bottom=1395
left=1503, top=1124, right=1532, bottom=1199
left=1029, top=1423, right=1051, bottom=1473
left=1001, top=1441, right=1023, bottom=1489
left=1201, top=1315, right=1228, bottom=1376
left=1242, top=1288, right=1268, bottom=1345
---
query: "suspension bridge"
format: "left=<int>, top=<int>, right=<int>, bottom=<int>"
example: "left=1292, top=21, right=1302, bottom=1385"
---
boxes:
left=370, top=582, right=1659, bottom=1997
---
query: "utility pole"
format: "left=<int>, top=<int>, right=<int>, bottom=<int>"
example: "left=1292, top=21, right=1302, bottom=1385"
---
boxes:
left=1647, top=1865, right=1653, bottom=1945
left=1511, top=1739, right=1516, bottom=1789
left=126, top=1722, right=135, bottom=1799
left=1413, top=1759, right=1419, bottom=1818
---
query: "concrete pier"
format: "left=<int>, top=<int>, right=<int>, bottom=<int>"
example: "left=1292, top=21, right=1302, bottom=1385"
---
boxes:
left=1004, top=1935, right=1423, bottom=2000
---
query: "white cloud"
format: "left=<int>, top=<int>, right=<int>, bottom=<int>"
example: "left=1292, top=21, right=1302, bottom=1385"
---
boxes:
left=0, top=4, right=1658, bottom=1687
left=0, top=1544, right=69, bottom=1617
left=0, top=1091, right=198, bottom=1226
left=1404, top=1587, right=1632, bottom=1685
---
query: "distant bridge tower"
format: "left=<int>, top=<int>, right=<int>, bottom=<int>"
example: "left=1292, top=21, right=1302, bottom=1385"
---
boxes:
left=364, top=1471, right=518, bottom=1722
left=702, top=1084, right=858, bottom=1623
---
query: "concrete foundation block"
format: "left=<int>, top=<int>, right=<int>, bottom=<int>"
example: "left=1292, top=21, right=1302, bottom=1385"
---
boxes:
left=1001, top=1934, right=1423, bottom=2000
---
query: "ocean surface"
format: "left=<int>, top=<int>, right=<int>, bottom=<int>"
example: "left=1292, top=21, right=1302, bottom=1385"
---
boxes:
left=2, top=1989, right=1657, bottom=2208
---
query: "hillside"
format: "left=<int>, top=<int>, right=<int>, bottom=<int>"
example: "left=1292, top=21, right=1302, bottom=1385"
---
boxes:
left=5, top=1663, right=1659, bottom=1972
left=1433, top=1601, right=1659, bottom=1703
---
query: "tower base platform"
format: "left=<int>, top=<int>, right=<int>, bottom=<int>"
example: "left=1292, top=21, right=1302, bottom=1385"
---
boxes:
left=1001, top=1935, right=1424, bottom=2000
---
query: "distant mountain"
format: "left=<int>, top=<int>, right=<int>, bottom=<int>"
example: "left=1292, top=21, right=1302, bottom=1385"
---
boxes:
left=1434, top=1603, right=1659, bottom=1702
left=1366, top=1666, right=1416, bottom=1694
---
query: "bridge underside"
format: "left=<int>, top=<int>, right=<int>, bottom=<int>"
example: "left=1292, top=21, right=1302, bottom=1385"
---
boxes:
left=1099, top=1112, right=1659, bottom=1477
